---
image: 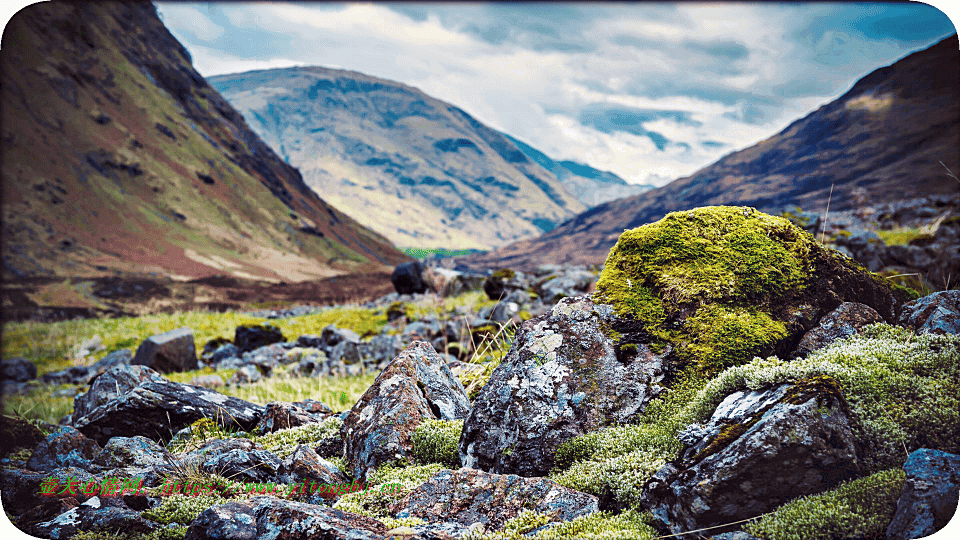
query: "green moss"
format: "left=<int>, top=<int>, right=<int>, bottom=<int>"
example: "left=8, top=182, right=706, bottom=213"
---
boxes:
left=411, top=419, right=463, bottom=468
left=743, top=468, right=906, bottom=540
left=142, top=493, right=230, bottom=525
left=875, top=227, right=926, bottom=246
left=492, top=268, right=516, bottom=280
left=335, top=463, right=443, bottom=519
left=595, top=206, right=815, bottom=376
left=251, top=416, right=343, bottom=458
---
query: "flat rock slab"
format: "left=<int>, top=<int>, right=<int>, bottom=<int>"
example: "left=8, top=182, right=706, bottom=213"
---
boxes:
left=391, top=467, right=598, bottom=530
left=133, top=327, right=198, bottom=373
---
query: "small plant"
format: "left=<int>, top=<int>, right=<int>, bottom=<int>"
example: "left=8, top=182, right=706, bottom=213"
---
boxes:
left=411, top=419, right=463, bottom=468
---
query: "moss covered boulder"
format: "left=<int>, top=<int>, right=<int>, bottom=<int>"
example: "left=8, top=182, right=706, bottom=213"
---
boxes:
left=595, top=206, right=905, bottom=374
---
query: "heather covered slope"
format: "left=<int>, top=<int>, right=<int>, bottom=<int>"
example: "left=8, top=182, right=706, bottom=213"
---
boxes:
left=208, top=67, right=586, bottom=250
left=459, top=34, right=960, bottom=270
left=0, top=1, right=409, bottom=283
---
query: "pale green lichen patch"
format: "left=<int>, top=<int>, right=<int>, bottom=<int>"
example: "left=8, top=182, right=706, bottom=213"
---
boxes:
left=463, top=509, right=657, bottom=540
left=251, top=415, right=343, bottom=458
left=142, top=493, right=230, bottom=525
left=595, top=206, right=817, bottom=373
left=334, top=463, right=444, bottom=519
left=411, top=419, right=463, bottom=468
left=743, top=468, right=906, bottom=540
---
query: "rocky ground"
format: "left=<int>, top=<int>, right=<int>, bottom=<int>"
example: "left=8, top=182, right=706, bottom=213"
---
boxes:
left=2, top=206, right=960, bottom=540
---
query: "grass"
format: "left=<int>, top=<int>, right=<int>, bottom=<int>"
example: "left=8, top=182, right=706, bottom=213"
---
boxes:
left=875, top=227, right=928, bottom=246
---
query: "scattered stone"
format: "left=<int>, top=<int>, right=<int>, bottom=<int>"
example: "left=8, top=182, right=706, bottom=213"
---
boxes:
left=899, top=290, right=960, bottom=335
left=27, top=496, right=157, bottom=539
left=90, top=435, right=171, bottom=471
left=296, top=334, right=323, bottom=348
left=26, top=426, right=102, bottom=473
left=886, top=448, right=960, bottom=540
left=184, top=497, right=387, bottom=540
left=132, top=327, right=198, bottom=373
left=392, top=261, right=429, bottom=295
left=642, top=377, right=862, bottom=536
left=228, top=364, right=263, bottom=385
left=235, top=324, right=285, bottom=353
left=254, top=402, right=327, bottom=435
left=322, top=325, right=361, bottom=348
left=70, top=365, right=165, bottom=422
left=534, top=268, right=596, bottom=304
left=190, top=374, right=225, bottom=388
left=793, top=302, right=885, bottom=357
left=391, top=467, right=598, bottom=530
left=482, top=269, right=529, bottom=301
left=200, top=448, right=284, bottom=484
left=281, top=445, right=349, bottom=494
left=1, top=357, right=37, bottom=382
left=461, top=296, right=667, bottom=477
left=342, top=342, right=471, bottom=481
left=422, top=266, right=484, bottom=297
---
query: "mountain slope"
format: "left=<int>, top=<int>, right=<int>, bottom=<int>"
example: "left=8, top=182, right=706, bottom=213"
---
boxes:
left=208, top=68, right=586, bottom=250
left=460, top=34, right=960, bottom=270
left=0, top=1, right=408, bottom=283
left=503, top=134, right=654, bottom=207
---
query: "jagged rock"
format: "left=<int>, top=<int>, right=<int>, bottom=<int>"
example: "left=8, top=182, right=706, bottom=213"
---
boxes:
left=235, top=324, right=285, bottom=353
left=392, top=261, right=428, bottom=295
left=184, top=497, right=387, bottom=540
left=329, top=339, right=362, bottom=366
left=342, top=342, right=471, bottom=481
left=72, top=366, right=265, bottom=445
left=254, top=402, right=327, bottom=435
left=281, top=445, right=349, bottom=495
left=2, top=467, right=100, bottom=515
left=461, top=296, right=667, bottom=477
left=482, top=269, right=530, bottom=300
left=132, top=327, right=198, bottom=373
left=200, top=447, right=284, bottom=484
left=391, top=467, right=598, bottom=530
left=322, top=325, right=361, bottom=348
left=899, top=290, right=960, bottom=335
left=71, top=365, right=165, bottom=423
left=228, top=364, right=263, bottom=385
left=26, top=426, right=102, bottom=473
left=13, top=497, right=79, bottom=534
left=27, top=496, right=157, bottom=539
left=534, top=268, right=596, bottom=304
left=1, top=357, right=36, bottom=382
left=90, top=436, right=171, bottom=472
left=793, top=302, right=885, bottom=357
left=886, top=448, right=960, bottom=540
left=642, top=378, right=862, bottom=536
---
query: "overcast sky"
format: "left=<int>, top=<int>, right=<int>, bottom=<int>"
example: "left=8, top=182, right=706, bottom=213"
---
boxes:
left=147, top=2, right=959, bottom=187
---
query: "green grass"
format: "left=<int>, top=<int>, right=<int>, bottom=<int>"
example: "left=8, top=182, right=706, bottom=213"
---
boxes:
left=875, top=227, right=927, bottom=246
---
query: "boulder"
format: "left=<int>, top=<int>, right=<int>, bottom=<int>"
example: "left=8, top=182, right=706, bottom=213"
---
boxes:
left=184, top=497, right=387, bottom=540
left=641, top=377, right=862, bottom=536
left=461, top=296, right=668, bottom=477
left=71, top=365, right=165, bottom=423
left=322, top=325, right=361, bottom=348
left=41, top=349, right=134, bottom=386
left=1, top=357, right=37, bottom=382
left=886, top=448, right=960, bottom=540
left=72, top=366, right=265, bottom=445
left=90, top=436, right=171, bottom=472
left=391, top=467, right=598, bottom=530
left=132, top=327, right=198, bottom=373
left=281, top=445, right=349, bottom=496
left=228, top=364, right=263, bottom=385
left=899, top=290, right=960, bottom=335
left=26, top=426, right=102, bottom=473
left=234, top=324, right=285, bottom=353
left=2, top=466, right=101, bottom=514
left=482, top=268, right=529, bottom=300
left=392, top=261, right=428, bottom=295
left=422, top=266, right=484, bottom=297
left=342, top=342, right=470, bottom=482
left=792, top=302, right=885, bottom=357
left=254, top=402, right=327, bottom=435
left=200, top=448, right=284, bottom=484
left=27, top=496, right=158, bottom=539
left=534, top=269, right=596, bottom=304
left=295, top=334, right=323, bottom=348
left=205, top=343, right=240, bottom=367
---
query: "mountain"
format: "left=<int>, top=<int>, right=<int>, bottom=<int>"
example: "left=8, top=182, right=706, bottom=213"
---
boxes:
left=208, top=68, right=586, bottom=251
left=503, top=134, right=654, bottom=207
left=459, top=34, right=960, bottom=270
left=0, top=1, right=408, bottom=283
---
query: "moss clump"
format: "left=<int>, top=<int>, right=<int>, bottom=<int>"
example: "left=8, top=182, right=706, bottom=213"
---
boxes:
left=334, top=463, right=444, bottom=519
left=142, top=493, right=230, bottom=525
left=251, top=416, right=343, bottom=458
left=743, top=468, right=906, bottom=540
left=491, top=268, right=516, bottom=280
left=411, top=419, right=463, bottom=468
left=462, top=509, right=656, bottom=540
left=595, top=206, right=815, bottom=374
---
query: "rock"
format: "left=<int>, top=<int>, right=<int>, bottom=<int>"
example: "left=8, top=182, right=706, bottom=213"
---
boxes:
left=899, top=290, right=960, bottom=335
left=234, top=324, right=285, bottom=353
left=2, top=466, right=100, bottom=514
left=342, top=342, right=471, bottom=481
left=90, top=436, right=171, bottom=471
left=281, top=445, right=349, bottom=494
left=534, top=269, right=596, bottom=304
left=254, top=402, right=327, bottom=435
left=329, top=339, right=362, bottom=366
left=184, top=497, right=387, bottom=540
left=0, top=415, right=46, bottom=459
left=191, top=374, right=225, bottom=388
left=26, top=426, right=102, bottom=473
left=482, top=268, right=529, bottom=300
left=392, top=261, right=429, bottom=295
left=295, top=349, right=328, bottom=377
left=1, top=357, right=37, bottom=382
left=12, top=496, right=79, bottom=534
left=792, top=302, right=885, bottom=357
left=422, top=267, right=484, bottom=297
left=886, top=448, right=960, bottom=540
left=27, top=496, right=157, bottom=539
left=206, top=343, right=241, bottom=366
left=887, top=244, right=936, bottom=270
left=228, top=364, right=263, bottom=385
left=40, top=349, right=135, bottom=386
left=71, top=365, right=165, bottom=422
left=321, top=325, right=361, bottom=348
left=391, top=467, right=598, bottom=530
left=92, top=348, right=134, bottom=373
left=489, top=301, right=520, bottom=323
left=461, top=296, right=667, bottom=477
left=402, top=320, right=443, bottom=342
left=365, top=334, right=404, bottom=368
left=132, top=327, right=198, bottom=373
left=642, top=377, right=862, bottom=536
left=72, top=366, right=265, bottom=445
left=709, top=532, right=764, bottom=540
left=200, top=448, right=284, bottom=484
left=295, top=334, right=323, bottom=348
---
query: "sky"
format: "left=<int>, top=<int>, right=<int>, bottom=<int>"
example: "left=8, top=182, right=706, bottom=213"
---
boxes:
left=5, top=2, right=956, bottom=187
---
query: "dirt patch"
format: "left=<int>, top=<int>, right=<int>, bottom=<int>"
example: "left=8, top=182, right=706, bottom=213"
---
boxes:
left=1, top=271, right=396, bottom=323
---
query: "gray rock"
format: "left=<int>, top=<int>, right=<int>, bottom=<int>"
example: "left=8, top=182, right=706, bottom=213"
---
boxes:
left=254, top=402, right=327, bottom=435
left=886, top=448, right=960, bottom=540
left=200, top=448, right=284, bottom=484
left=402, top=320, right=443, bottom=342
left=793, top=302, right=885, bottom=357
left=483, top=269, right=530, bottom=300
left=240, top=342, right=289, bottom=374
left=392, top=261, right=429, bottom=295
left=1, top=357, right=37, bottom=382
left=27, top=426, right=102, bottom=473
left=709, top=532, right=764, bottom=540
left=234, top=324, right=284, bottom=354
left=342, top=341, right=470, bottom=482
left=28, top=496, right=158, bottom=539
left=489, top=301, right=520, bottom=323
left=642, top=379, right=862, bottom=536
left=461, top=296, right=667, bottom=477
left=191, top=374, right=226, bottom=388
left=295, top=334, right=323, bottom=348
left=329, top=339, right=362, bottom=366
left=72, top=366, right=265, bottom=445
left=899, top=290, right=960, bottom=335
left=1, top=467, right=98, bottom=515
left=321, top=325, right=361, bottom=348
left=228, top=365, right=263, bottom=385
left=422, top=266, right=485, bottom=297
left=535, top=269, right=596, bottom=304
left=391, top=467, right=598, bottom=530
left=280, top=445, right=349, bottom=497
left=132, top=327, right=198, bottom=373
left=91, top=435, right=171, bottom=471
left=364, top=333, right=404, bottom=367
left=207, top=343, right=240, bottom=366
left=184, top=497, right=387, bottom=540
